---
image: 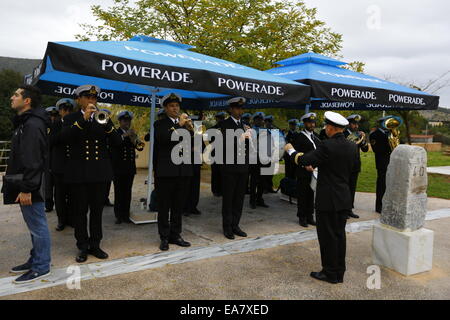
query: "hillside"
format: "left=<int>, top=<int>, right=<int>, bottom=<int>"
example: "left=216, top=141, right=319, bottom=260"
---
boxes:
left=0, top=56, right=41, bottom=76
left=420, top=107, right=450, bottom=122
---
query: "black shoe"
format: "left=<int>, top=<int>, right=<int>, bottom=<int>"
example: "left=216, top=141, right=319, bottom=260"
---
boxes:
left=250, top=202, right=256, bottom=209
left=122, top=217, right=132, bottom=223
left=169, top=237, right=191, bottom=247
left=256, top=200, right=269, bottom=208
left=310, top=271, right=338, bottom=284
left=224, top=231, right=235, bottom=240
left=191, top=208, right=201, bottom=215
left=348, top=212, right=359, bottom=219
left=10, top=262, right=32, bottom=274
left=115, top=218, right=122, bottom=224
left=160, top=239, right=169, bottom=251
left=337, top=275, right=344, bottom=283
left=56, top=223, right=65, bottom=231
left=76, top=250, right=88, bottom=263
left=88, top=248, right=109, bottom=259
left=299, top=218, right=308, bottom=227
left=232, top=227, right=247, bottom=237
left=306, top=218, right=316, bottom=226
left=13, top=270, right=51, bottom=284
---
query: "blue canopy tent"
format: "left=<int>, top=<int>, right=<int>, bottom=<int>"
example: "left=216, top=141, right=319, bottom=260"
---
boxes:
left=27, top=35, right=311, bottom=210
left=264, top=52, right=440, bottom=111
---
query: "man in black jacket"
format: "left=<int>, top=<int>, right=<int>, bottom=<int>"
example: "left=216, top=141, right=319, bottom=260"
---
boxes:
left=2, top=85, right=52, bottom=284
left=210, top=111, right=226, bottom=197
left=60, top=85, right=122, bottom=263
left=369, top=117, right=392, bottom=213
left=50, top=98, right=76, bottom=231
left=344, top=114, right=369, bottom=219
left=285, top=111, right=358, bottom=284
left=284, top=119, right=299, bottom=179
left=219, top=97, right=250, bottom=240
left=112, top=110, right=144, bottom=224
left=154, top=93, right=193, bottom=251
left=292, top=112, right=321, bottom=227
left=44, top=106, right=59, bottom=212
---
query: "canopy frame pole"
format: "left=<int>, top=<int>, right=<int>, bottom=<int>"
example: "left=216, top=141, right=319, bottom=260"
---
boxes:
left=146, top=87, right=159, bottom=211
left=305, top=103, right=311, bottom=114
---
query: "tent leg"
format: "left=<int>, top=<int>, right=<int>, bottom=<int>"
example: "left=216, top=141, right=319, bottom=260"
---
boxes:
left=147, top=89, right=158, bottom=211
left=305, top=104, right=310, bottom=114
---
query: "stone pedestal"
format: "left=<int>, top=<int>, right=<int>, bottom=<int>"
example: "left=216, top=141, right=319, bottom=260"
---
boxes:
left=372, top=223, right=433, bottom=276
left=372, top=145, right=433, bottom=275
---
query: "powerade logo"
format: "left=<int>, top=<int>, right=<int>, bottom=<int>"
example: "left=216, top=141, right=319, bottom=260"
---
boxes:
left=54, top=86, right=115, bottom=100
left=101, top=59, right=193, bottom=83
left=318, top=102, right=355, bottom=109
left=218, top=78, right=284, bottom=96
left=331, top=87, right=376, bottom=100
left=388, top=94, right=426, bottom=105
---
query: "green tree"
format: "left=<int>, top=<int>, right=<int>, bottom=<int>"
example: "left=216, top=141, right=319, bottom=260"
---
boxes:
left=0, top=69, right=22, bottom=140
left=76, top=0, right=343, bottom=70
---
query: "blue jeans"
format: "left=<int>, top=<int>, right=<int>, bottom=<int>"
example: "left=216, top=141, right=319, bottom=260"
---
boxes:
left=20, top=202, right=51, bottom=273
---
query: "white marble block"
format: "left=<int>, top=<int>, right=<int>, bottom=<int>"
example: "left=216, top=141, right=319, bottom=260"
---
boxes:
left=372, top=223, right=434, bottom=276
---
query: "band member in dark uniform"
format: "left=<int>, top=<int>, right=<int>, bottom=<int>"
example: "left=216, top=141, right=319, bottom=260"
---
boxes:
left=101, top=108, right=114, bottom=208
left=144, top=109, right=167, bottom=142
left=154, top=93, right=193, bottom=251
left=210, top=111, right=226, bottom=197
left=112, top=110, right=144, bottom=224
left=241, top=113, right=251, bottom=126
left=219, top=97, right=250, bottom=240
left=285, top=111, right=358, bottom=284
left=50, top=98, right=76, bottom=231
left=44, top=106, right=59, bottom=212
left=344, top=115, right=369, bottom=219
left=249, top=112, right=269, bottom=209
left=284, top=119, right=299, bottom=179
left=292, top=112, right=321, bottom=227
left=60, top=85, right=122, bottom=263
left=369, top=117, right=392, bottom=213
left=184, top=114, right=203, bottom=216
left=263, top=115, right=276, bottom=193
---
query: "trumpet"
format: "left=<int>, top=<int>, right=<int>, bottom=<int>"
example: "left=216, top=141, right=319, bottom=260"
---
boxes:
left=88, top=104, right=110, bottom=125
left=126, top=128, right=145, bottom=151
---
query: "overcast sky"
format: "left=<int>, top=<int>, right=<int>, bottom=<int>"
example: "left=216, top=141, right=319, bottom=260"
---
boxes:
left=1, top=0, right=449, bottom=107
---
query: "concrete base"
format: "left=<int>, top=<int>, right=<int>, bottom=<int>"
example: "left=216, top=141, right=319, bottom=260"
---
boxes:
left=372, top=223, right=434, bottom=276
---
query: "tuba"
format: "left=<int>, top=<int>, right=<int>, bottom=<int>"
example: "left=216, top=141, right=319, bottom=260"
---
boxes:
left=347, top=131, right=366, bottom=145
left=382, top=116, right=402, bottom=151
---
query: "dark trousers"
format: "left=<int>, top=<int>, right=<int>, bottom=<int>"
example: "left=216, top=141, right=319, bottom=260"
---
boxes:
left=45, top=169, right=54, bottom=210
left=156, top=177, right=190, bottom=240
left=113, top=174, right=135, bottom=220
left=221, top=171, right=248, bottom=232
left=375, top=168, right=387, bottom=213
left=284, top=154, right=296, bottom=179
left=297, top=175, right=314, bottom=220
left=211, top=164, right=222, bottom=195
left=53, top=173, right=73, bottom=226
left=249, top=165, right=264, bottom=204
left=349, top=171, right=359, bottom=209
left=316, top=210, right=348, bottom=281
left=69, top=183, right=108, bottom=251
left=185, top=165, right=201, bottom=213
left=264, top=174, right=274, bottom=192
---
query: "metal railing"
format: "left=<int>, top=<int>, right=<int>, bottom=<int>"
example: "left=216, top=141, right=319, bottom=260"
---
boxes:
left=0, top=141, right=11, bottom=174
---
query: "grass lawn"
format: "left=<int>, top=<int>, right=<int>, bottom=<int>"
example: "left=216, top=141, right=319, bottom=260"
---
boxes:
left=273, top=151, right=450, bottom=200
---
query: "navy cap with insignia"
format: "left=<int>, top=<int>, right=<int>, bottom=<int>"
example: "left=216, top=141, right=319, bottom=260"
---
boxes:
left=74, top=85, right=101, bottom=97
left=161, top=92, right=182, bottom=106
left=347, top=114, right=362, bottom=123
left=45, top=106, right=58, bottom=114
left=252, top=111, right=265, bottom=120
left=288, top=118, right=299, bottom=125
left=227, top=97, right=246, bottom=107
left=242, top=113, right=252, bottom=119
left=300, top=112, right=317, bottom=122
left=118, top=110, right=133, bottom=120
left=264, top=115, right=274, bottom=122
left=55, top=98, right=76, bottom=110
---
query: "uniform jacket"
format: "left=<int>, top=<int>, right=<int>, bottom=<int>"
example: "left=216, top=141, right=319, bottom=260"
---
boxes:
left=343, top=129, right=369, bottom=173
left=369, top=128, right=391, bottom=171
left=2, top=107, right=50, bottom=202
left=111, top=128, right=138, bottom=176
left=291, top=132, right=358, bottom=212
left=60, top=110, right=121, bottom=184
left=292, top=129, right=321, bottom=178
left=49, top=119, right=69, bottom=174
left=153, top=117, right=193, bottom=178
left=218, top=117, right=250, bottom=174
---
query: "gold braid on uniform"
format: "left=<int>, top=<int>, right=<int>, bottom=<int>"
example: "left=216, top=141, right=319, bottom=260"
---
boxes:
left=73, top=121, right=83, bottom=130
left=294, top=152, right=304, bottom=165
